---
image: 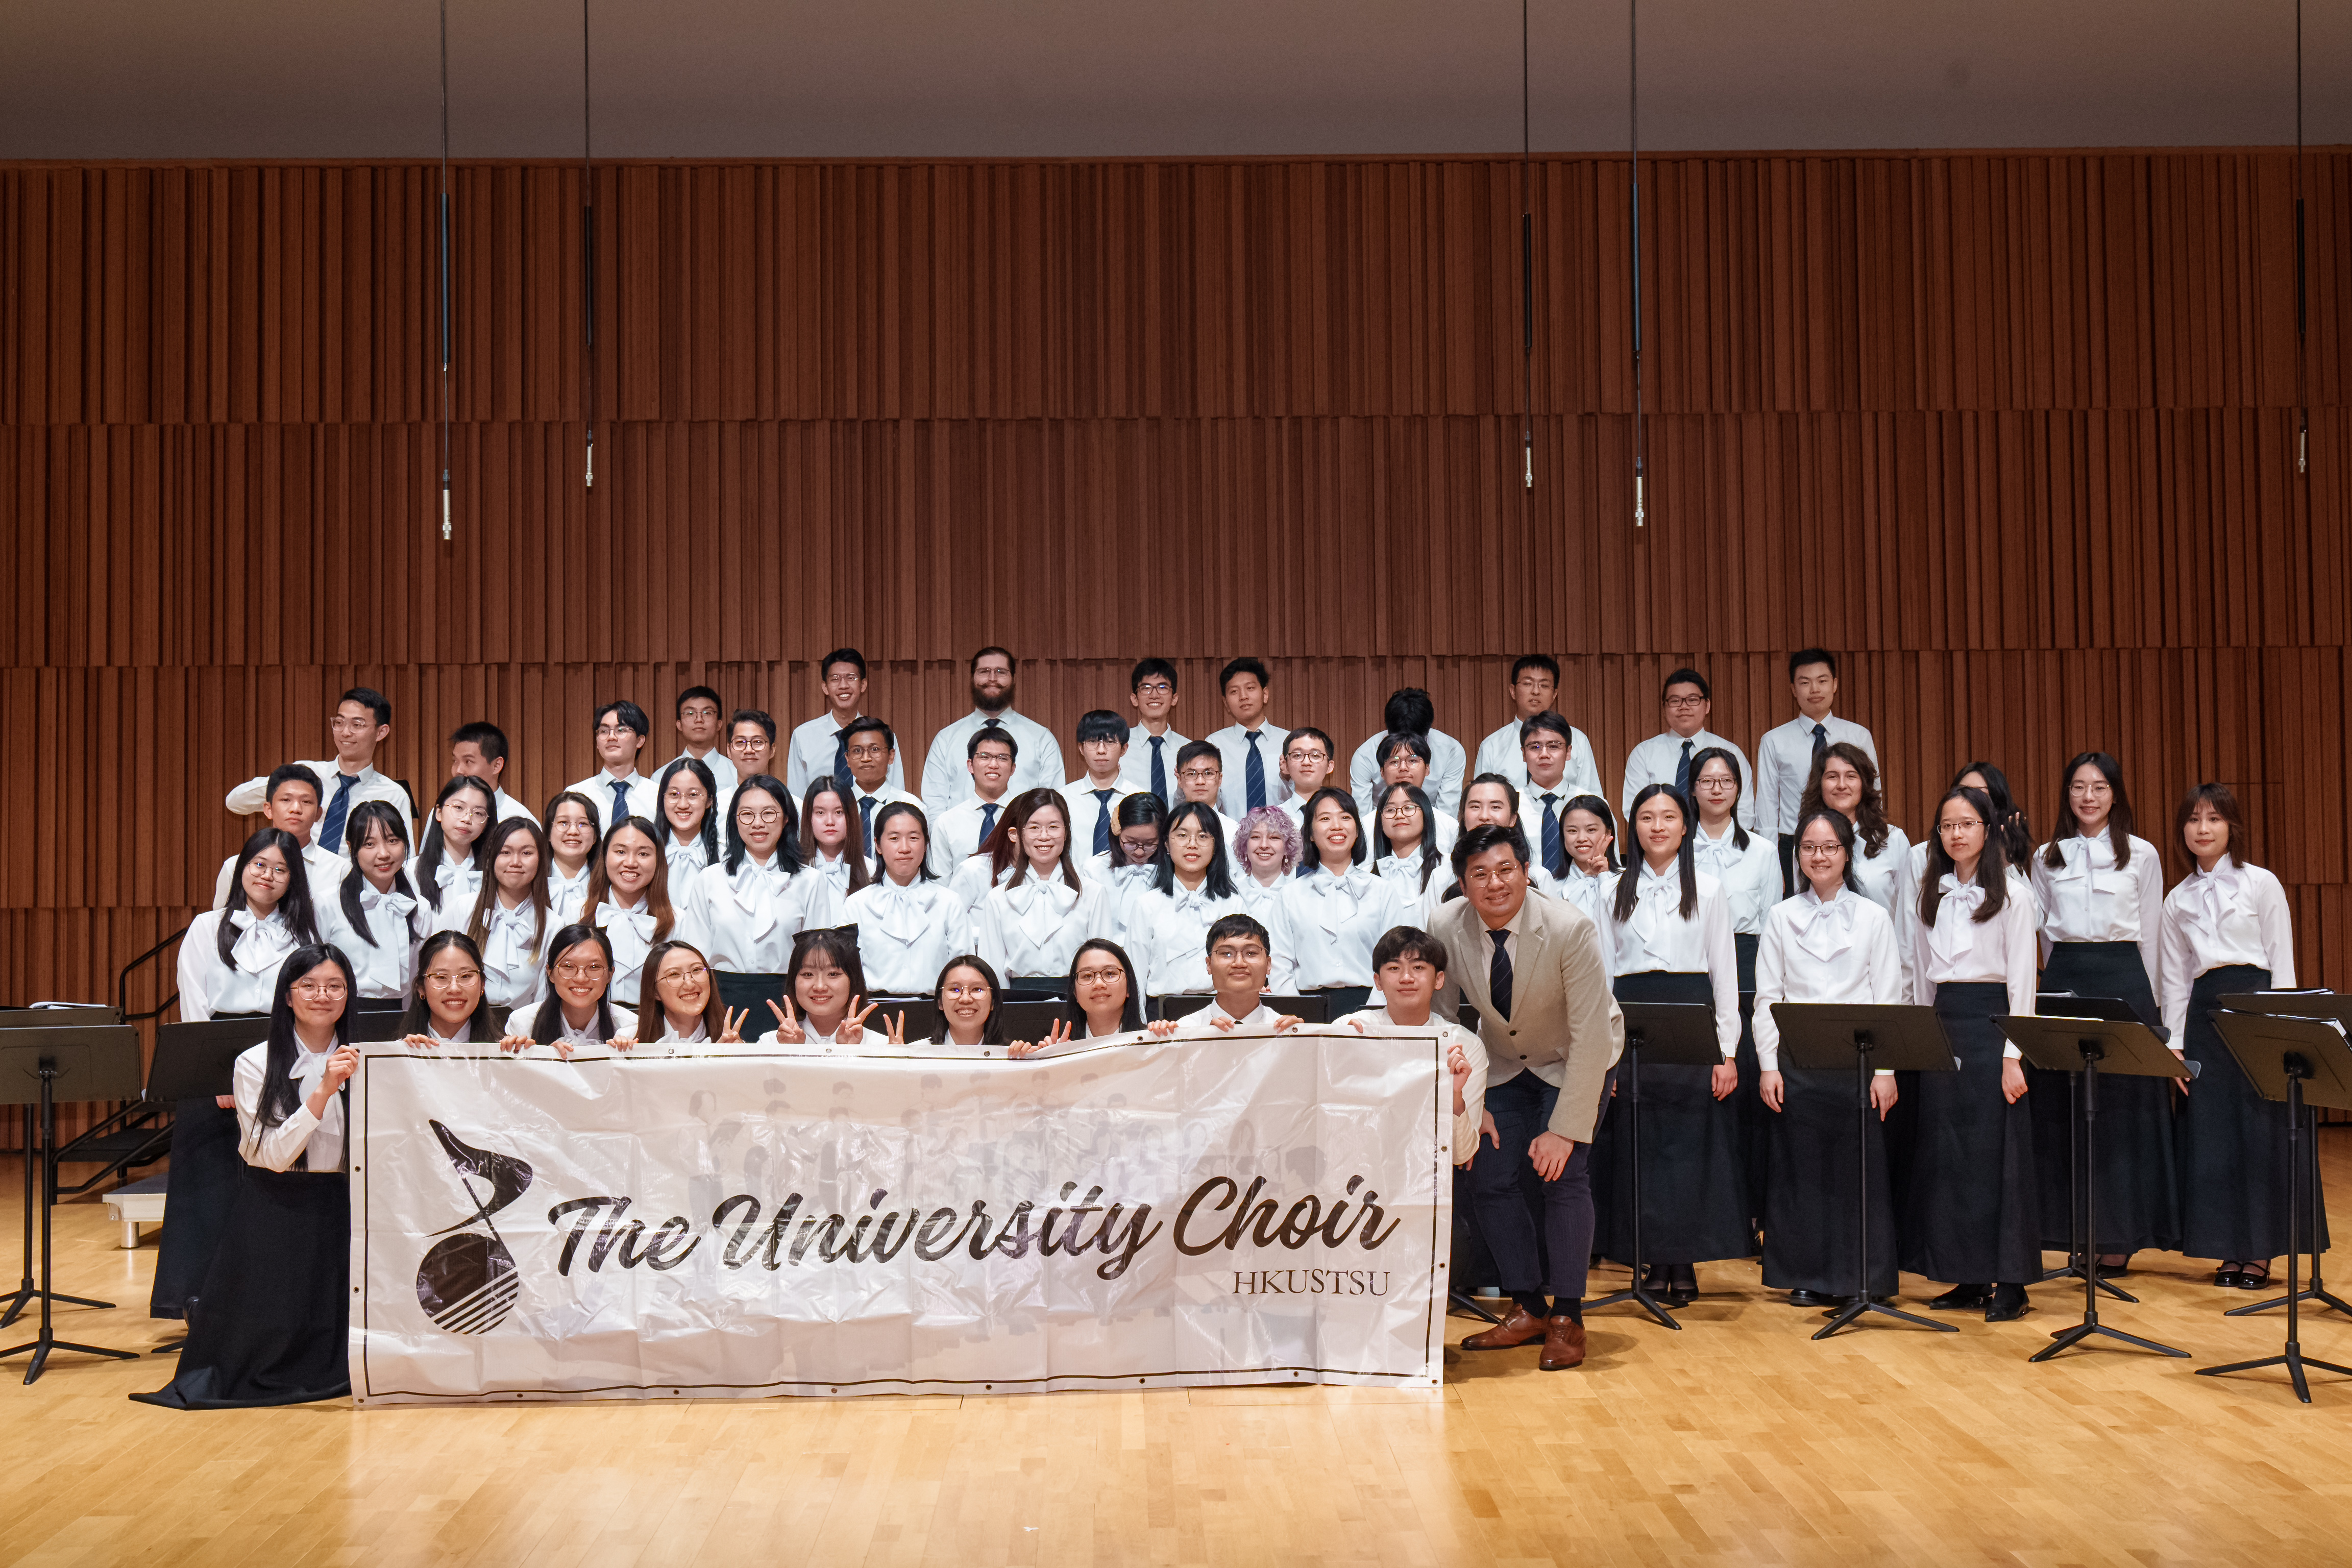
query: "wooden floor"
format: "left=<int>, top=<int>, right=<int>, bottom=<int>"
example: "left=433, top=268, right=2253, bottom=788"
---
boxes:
left=5, top=1144, right=2352, bottom=1567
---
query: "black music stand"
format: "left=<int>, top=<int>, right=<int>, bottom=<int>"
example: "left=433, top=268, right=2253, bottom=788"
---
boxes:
left=2195, top=1012, right=2352, bottom=1403
left=2214, top=993, right=2352, bottom=1322
left=1774, top=1002, right=1959, bottom=1340
left=0, top=1006, right=121, bottom=1331
left=1996, top=1014, right=2191, bottom=1363
left=0, top=1026, right=143, bottom=1382
left=713, top=971, right=792, bottom=1020
left=1586, top=1001, right=1721, bottom=1331
left=2031, top=992, right=2154, bottom=1301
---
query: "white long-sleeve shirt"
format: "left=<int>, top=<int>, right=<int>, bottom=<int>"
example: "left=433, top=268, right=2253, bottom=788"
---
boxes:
left=177, top=908, right=304, bottom=1020
left=973, top=864, right=1116, bottom=980
left=2028, top=828, right=2163, bottom=975
left=233, top=1039, right=345, bottom=1172
left=211, top=841, right=348, bottom=912
left=1118, top=725, right=1192, bottom=803
left=1206, top=723, right=1291, bottom=819
left=1598, top=864, right=1741, bottom=1057
left=1690, top=820, right=1783, bottom=936
left=922, top=709, right=1065, bottom=809
left=1751, top=888, right=1904, bottom=1070
left=1279, top=864, right=1412, bottom=991
left=787, top=714, right=907, bottom=799
left=314, top=880, right=423, bottom=1001
left=926, top=795, right=1014, bottom=878
left=225, top=763, right=412, bottom=851
left=1474, top=719, right=1603, bottom=800
left=1620, top=729, right=1757, bottom=831
left=1348, top=728, right=1468, bottom=820
left=475, top=898, right=547, bottom=1008
left=566, top=770, right=659, bottom=831
left=1338, top=1007, right=1488, bottom=1163
left=1906, top=874, right=2039, bottom=1055
left=675, top=856, right=840, bottom=974
left=1059, top=779, right=1143, bottom=862
left=546, top=863, right=594, bottom=927
left=843, top=877, right=969, bottom=995
left=2158, top=862, right=2296, bottom=1043
left=1121, top=880, right=1251, bottom=996
left=1752, top=714, right=1879, bottom=837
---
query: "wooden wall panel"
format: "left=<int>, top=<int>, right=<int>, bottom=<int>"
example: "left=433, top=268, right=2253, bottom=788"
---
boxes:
left=1, top=146, right=2346, bottom=1131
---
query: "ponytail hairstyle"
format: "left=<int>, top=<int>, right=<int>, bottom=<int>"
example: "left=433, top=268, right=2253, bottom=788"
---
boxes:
left=1614, top=783, right=1699, bottom=923
left=1790, top=807, right=1859, bottom=894
left=1951, top=761, right=2032, bottom=867
left=396, top=931, right=495, bottom=1039
left=1371, top=782, right=1445, bottom=893
left=464, top=815, right=552, bottom=952
left=254, top=944, right=356, bottom=1133
left=657, top=755, right=722, bottom=868
left=220, top=827, right=321, bottom=968
left=2045, top=751, right=2136, bottom=870
left=415, top=774, right=498, bottom=911
left=929, top=954, right=1008, bottom=1045
left=1685, top=746, right=1752, bottom=852
left=1798, top=741, right=1892, bottom=857
left=1152, top=800, right=1238, bottom=898
left=337, top=801, right=424, bottom=949
left=1562, top=794, right=1623, bottom=872
left=530, top=924, right=618, bottom=1044
left=1920, top=785, right=2011, bottom=927
left=722, top=774, right=802, bottom=876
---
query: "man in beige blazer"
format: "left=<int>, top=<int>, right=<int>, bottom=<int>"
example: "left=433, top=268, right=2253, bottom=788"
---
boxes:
left=1431, top=822, right=1624, bottom=1369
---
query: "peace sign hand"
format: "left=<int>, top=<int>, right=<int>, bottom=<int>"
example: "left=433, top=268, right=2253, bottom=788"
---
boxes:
left=839, top=996, right=879, bottom=1044
left=885, top=1010, right=907, bottom=1048
left=767, top=996, right=806, bottom=1044
left=719, top=1006, right=749, bottom=1045
left=1009, top=1019, right=1073, bottom=1059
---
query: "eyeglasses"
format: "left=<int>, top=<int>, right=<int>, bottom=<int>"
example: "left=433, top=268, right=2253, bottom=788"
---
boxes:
left=728, top=737, right=767, bottom=753
left=846, top=744, right=890, bottom=761
left=1937, top=819, right=1983, bottom=837
left=328, top=716, right=374, bottom=732
left=737, top=810, right=784, bottom=827
left=1178, top=768, right=1221, bottom=783
left=291, top=979, right=348, bottom=998
left=1693, top=776, right=1737, bottom=791
left=423, top=969, right=483, bottom=988
left=1134, top=681, right=1174, bottom=697
left=1285, top=748, right=1329, bottom=765
left=1380, top=804, right=1419, bottom=820
left=1074, top=966, right=1125, bottom=986
left=554, top=959, right=611, bottom=979
left=664, top=963, right=710, bottom=985
left=1797, top=843, right=1843, bottom=859
left=245, top=862, right=290, bottom=880
left=1663, top=695, right=1707, bottom=710
left=594, top=724, right=636, bottom=739
left=942, top=982, right=992, bottom=1001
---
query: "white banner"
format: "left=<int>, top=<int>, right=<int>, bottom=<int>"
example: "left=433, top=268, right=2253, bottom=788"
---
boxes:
left=348, top=1027, right=1451, bottom=1403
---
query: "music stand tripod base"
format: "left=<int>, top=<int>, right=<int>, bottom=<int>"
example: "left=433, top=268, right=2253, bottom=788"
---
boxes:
left=1583, top=1002, right=1722, bottom=1332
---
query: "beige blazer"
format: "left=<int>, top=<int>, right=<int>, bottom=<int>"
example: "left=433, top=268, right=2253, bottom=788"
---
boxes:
left=1431, top=889, right=1624, bottom=1144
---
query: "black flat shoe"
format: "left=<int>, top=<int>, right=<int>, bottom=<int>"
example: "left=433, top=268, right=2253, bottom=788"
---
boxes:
left=1984, top=1284, right=2030, bottom=1323
left=1787, top=1289, right=1836, bottom=1308
left=2235, top=1265, right=2272, bottom=1292
left=1928, top=1285, right=1991, bottom=1311
left=2095, top=1253, right=2132, bottom=1277
left=2213, top=1264, right=2246, bottom=1288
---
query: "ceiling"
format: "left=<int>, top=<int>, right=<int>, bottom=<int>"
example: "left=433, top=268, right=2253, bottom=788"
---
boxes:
left=4, top=0, right=2345, bottom=161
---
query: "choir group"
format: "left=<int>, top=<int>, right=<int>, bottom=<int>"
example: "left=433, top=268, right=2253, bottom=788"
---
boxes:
left=145, top=644, right=2316, bottom=1403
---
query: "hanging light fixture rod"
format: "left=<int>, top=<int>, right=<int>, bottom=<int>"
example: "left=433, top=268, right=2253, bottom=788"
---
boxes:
left=583, top=0, right=597, bottom=491
left=1522, top=0, right=1534, bottom=491
left=437, top=0, right=453, bottom=542
left=1629, top=0, right=1645, bottom=527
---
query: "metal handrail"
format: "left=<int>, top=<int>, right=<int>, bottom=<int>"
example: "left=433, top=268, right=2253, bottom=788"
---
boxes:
left=116, top=923, right=190, bottom=1024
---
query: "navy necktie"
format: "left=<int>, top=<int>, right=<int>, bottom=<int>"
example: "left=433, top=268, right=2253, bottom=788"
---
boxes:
left=1092, top=790, right=1115, bottom=856
left=611, top=779, right=631, bottom=830
left=832, top=728, right=854, bottom=790
left=1540, top=792, right=1567, bottom=879
left=859, top=794, right=877, bottom=844
left=1488, top=928, right=1513, bottom=1021
left=319, top=772, right=358, bottom=853
left=1148, top=736, right=1168, bottom=805
left=1673, top=739, right=1694, bottom=796
left=1811, top=722, right=1829, bottom=764
left=978, top=802, right=1001, bottom=846
left=1244, top=731, right=1267, bottom=812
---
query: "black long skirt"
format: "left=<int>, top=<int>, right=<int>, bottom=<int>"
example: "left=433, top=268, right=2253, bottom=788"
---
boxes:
left=2030, top=941, right=2182, bottom=1254
left=1593, top=970, right=1752, bottom=1265
left=148, top=1097, right=243, bottom=1319
left=131, top=1165, right=350, bottom=1409
left=2176, top=965, right=2329, bottom=1262
left=1898, top=982, right=2042, bottom=1285
left=1764, top=1066, right=1899, bottom=1297
left=1731, top=933, right=1768, bottom=1236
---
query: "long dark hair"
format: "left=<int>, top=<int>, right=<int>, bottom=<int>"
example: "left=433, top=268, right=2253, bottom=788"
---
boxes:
left=1920, top=786, right=2011, bottom=926
left=1563, top=794, right=1622, bottom=872
left=1063, top=937, right=1145, bottom=1033
left=1152, top=800, right=1238, bottom=898
left=2173, top=782, right=2251, bottom=872
left=790, top=926, right=870, bottom=1022
left=930, top=954, right=1007, bottom=1045
left=337, top=801, right=424, bottom=949
left=580, top=817, right=676, bottom=943
left=415, top=775, right=498, bottom=912
left=798, top=777, right=873, bottom=894
left=993, top=788, right=1084, bottom=892
left=397, top=931, right=496, bottom=1039
left=1952, top=761, right=2032, bottom=866
left=1799, top=741, right=1893, bottom=857
left=635, top=939, right=730, bottom=1042
left=1685, top=746, right=1752, bottom=852
left=1372, top=783, right=1444, bottom=892
left=1790, top=807, right=1858, bottom=894
left=465, top=815, right=551, bottom=952
left=254, top=944, right=355, bottom=1133
left=723, top=774, right=803, bottom=876
left=220, top=828, right=321, bottom=968
left=657, top=756, right=722, bottom=867
left=1296, top=787, right=1368, bottom=875
left=530, top=924, right=618, bottom=1044
left=2045, top=750, right=2136, bottom=869
left=1614, top=783, right=1699, bottom=922
left=869, top=801, right=937, bottom=883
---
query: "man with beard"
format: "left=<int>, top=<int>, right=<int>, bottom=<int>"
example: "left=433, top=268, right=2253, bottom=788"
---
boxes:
left=920, top=646, right=1066, bottom=807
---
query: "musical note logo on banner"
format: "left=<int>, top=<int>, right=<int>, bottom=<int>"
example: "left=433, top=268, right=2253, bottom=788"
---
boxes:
left=414, top=1121, right=534, bottom=1335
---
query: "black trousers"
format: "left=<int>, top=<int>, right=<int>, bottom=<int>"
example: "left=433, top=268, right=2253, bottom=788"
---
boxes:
left=1468, top=1068, right=1606, bottom=1301
left=1777, top=832, right=1798, bottom=898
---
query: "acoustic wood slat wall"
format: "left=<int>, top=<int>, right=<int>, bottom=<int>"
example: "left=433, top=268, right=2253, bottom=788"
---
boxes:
left=2, top=148, right=2346, bottom=1070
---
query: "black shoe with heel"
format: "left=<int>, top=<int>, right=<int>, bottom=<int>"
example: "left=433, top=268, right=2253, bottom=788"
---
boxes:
left=1928, top=1284, right=1991, bottom=1311
left=1984, top=1283, right=2030, bottom=1322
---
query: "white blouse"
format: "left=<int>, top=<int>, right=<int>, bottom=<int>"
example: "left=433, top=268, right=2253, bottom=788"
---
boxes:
left=1122, top=879, right=1250, bottom=996
left=2159, top=862, right=2296, bottom=1042
left=546, top=863, right=594, bottom=927
left=424, top=852, right=482, bottom=924
left=973, top=864, right=1117, bottom=979
left=476, top=898, right=547, bottom=1008
left=1690, top=820, right=1783, bottom=935
left=314, top=879, right=423, bottom=1001
left=675, top=855, right=839, bottom=975
left=805, top=848, right=874, bottom=907
left=233, top=1038, right=344, bottom=1171
left=1751, top=888, right=1904, bottom=1071
left=590, top=896, right=660, bottom=1008
left=1552, top=865, right=1615, bottom=926
left=1906, top=874, right=2039, bottom=1055
left=665, top=834, right=716, bottom=889
left=1599, top=864, right=1741, bottom=1057
left=1373, top=851, right=1447, bottom=908
left=1338, top=1007, right=1488, bottom=1163
left=177, top=908, right=304, bottom=1020
left=843, top=877, right=969, bottom=995
left=2029, top=828, right=2163, bottom=974
left=1279, top=864, right=1413, bottom=991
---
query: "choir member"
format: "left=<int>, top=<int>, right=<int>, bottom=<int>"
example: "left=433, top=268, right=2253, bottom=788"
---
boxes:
left=179, top=829, right=321, bottom=1019
left=800, top=776, right=875, bottom=903
left=1429, top=774, right=1563, bottom=905
left=928, top=955, right=1011, bottom=1054
left=763, top=927, right=887, bottom=1049
left=448, top=720, right=537, bottom=824
left=929, top=729, right=1020, bottom=878
left=501, top=925, right=620, bottom=1055
left=844, top=802, right=965, bottom=997
left=788, top=649, right=905, bottom=796
left=1348, top=688, right=1468, bottom=818
left=841, top=717, right=921, bottom=848
left=1233, top=805, right=1302, bottom=923
left=656, top=757, right=721, bottom=887
left=1797, top=744, right=1914, bottom=962
left=2028, top=752, right=2177, bottom=1272
left=726, top=709, right=781, bottom=786
left=1276, top=728, right=1341, bottom=833
left=1206, top=658, right=1289, bottom=818
left=973, top=790, right=1116, bottom=993
left=542, top=791, right=603, bottom=925
left=211, top=764, right=346, bottom=910
left=1515, top=714, right=1588, bottom=883
left=1753, top=649, right=1881, bottom=895
left=1122, top=801, right=1249, bottom=1001
left=1338, top=927, right=1489, bottom=1165
left=674, top=774, right=834, bottom=978
left=399, top=932, right=497, bottom=1046
left=1556, top=796, right=1622, bottom=924
left=1909, top=761, right=2036, bottom=880
left=619, top=941, right=751, bottom=1051
left=462, top=816, right=552, bottom=1009
left=133, top=945, right=360, bottom=1409
left=1621, top=668, right=1756, bottom=831
left=1281, top=787, right=1411, bottom=1018
left=1371, top=782, right=1448, bottom=918
left=1592, top=785, right=1746, bottom=1305
left=1687, top=746, right=1784, bottom=1230
left=575, top=817, right=675, bottom=1008
left=1120, top=658, right=1190, bottom=807
left=1475, top=655, right=1603, bottom=799
left=1754, top=808, right=1906, bottom=1307
left=566, top=700, right=659, bottom=829
left=1063, top=938, right=1149, bottom=1041
left=920, top=647, right=1066, bottom=806
left=1113, top=792, right=1166, bottom=877
left=2162, top=783, right=2306, bottom=1291
left=224, top=686, right=413, bottom=853
left=414, top=774, right=496, bottom=927
left=665, top=685, right=740, bottom=803
left=1172, top=741, right=1243, bottom=845
left=1059, top=710, right=1141, bottom=862
left=1903, top=785, right=2040, bottom=1321
left=314, top=801, right=425, bottom=1007
left=1172, top=916, right=1304, bottom=1036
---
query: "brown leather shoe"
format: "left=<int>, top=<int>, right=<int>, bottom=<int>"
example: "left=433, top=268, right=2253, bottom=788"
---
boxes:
left=1538, top=1315, right=1587, bottom=1371
left=1460, top=1306, right=1547, bottom=1350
